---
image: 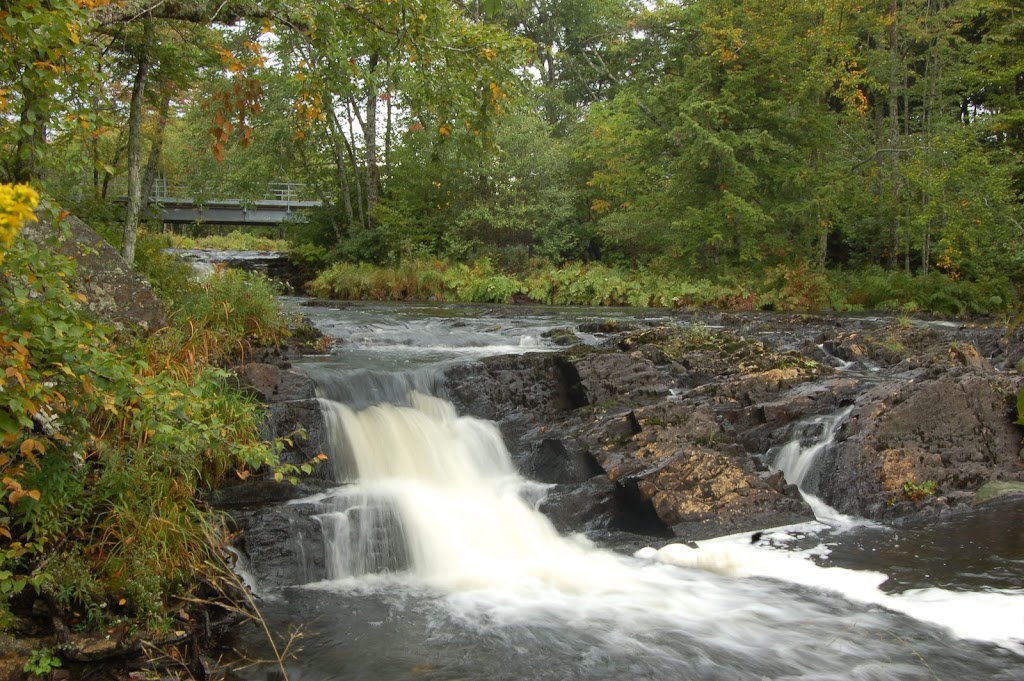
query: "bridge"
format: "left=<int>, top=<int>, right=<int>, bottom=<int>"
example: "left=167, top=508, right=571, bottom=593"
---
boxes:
left=117, top=178, right=322, bottom=225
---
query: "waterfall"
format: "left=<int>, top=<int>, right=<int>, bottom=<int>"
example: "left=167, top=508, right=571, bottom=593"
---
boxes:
left=311, top=373, right=626, bottom=589
left=768, top=406, right=858, bottom=526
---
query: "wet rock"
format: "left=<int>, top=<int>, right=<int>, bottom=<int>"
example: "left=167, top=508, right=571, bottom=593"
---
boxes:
left=206, top=478, right=337, bottom=509
left=588, top=411, right=643, bottom=444
left=20, top=209, right=166, bottom=331
left=578, top=320, right=636, bottom=334
left=230, top=505, right=326, bottom=588
left=611, top=445, right=812, bottom=541
left=519, top=438, right=604, bottom=484
left=539, top=477, right=670, bottom=537
left=541, top=327, right=582, bottom=346
left=445, top=353, right=586, bottom=448
left=573, top=352, right=670, bottom=406
left=263, top=399, right=333, bottom=474
left=973, top=481, right=1024, bottom=506
left=232, top=363, right=317, bottom=403
left=819, top=371, right=1024, bottom=519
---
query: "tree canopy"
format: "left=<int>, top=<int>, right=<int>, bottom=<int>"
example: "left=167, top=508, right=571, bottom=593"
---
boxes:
left=2, top=0, right=1022, bottom=308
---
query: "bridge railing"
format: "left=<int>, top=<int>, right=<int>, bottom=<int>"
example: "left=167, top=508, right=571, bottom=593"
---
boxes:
left=113, top=178, right=319, bottom=206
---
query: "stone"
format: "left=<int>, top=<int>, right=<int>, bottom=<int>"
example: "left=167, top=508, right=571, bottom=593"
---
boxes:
left=19, top=209, right=166, bottom=331
left=230, top=505, right=326, bottom=588
left=232, top=363, right=317, bottom=403
left=519, top=438, right=604, bottom=484
left=973, top=481, right=1024, bottom=506
left=819, top=371, right=1024, bottom=519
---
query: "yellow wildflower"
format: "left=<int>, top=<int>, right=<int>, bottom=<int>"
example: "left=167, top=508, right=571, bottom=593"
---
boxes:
left=0, top=184, right=39, bottom=262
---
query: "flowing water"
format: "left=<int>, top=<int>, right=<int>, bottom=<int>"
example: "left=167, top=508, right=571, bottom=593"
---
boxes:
left=231, top=302, right=1024, bottom=681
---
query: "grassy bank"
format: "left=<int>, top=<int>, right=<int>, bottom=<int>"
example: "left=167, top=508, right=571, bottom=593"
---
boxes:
left=1, top=191, right=309, bottom=671
left=308, top=259, right=1018, bottom=317
left=165, top=230, right=289, bottom=252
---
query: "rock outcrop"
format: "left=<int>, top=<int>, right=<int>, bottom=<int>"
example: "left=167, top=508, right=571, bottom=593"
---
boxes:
left=20, top=209, right=166, bottom=330
left=228, top=310, right=1024, bottom=580
left=445, top=317, right=1024, bottom=539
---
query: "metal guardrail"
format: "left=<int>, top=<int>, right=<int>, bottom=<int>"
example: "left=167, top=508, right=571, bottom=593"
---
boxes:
left=112, top=177, right=318, bottom=205
left=109, top=177, right=321, bottom=224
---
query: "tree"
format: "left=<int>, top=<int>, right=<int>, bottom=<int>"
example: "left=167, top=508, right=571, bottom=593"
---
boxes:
left=268, top=0, right=531, bottom=244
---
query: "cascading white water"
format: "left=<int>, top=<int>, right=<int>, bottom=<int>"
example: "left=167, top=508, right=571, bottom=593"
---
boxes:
left=296, top=368, right=1024, bottom=667
left=314, top=387, right=635, bottom=590
left=768, top=406, right=859, bottom=526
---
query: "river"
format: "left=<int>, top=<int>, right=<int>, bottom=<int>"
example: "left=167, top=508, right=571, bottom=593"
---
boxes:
left=229, top=301, right=1024, bottom=681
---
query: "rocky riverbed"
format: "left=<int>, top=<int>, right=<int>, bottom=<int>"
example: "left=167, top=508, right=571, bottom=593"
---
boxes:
left=226, top=309, right=1024, bottom=585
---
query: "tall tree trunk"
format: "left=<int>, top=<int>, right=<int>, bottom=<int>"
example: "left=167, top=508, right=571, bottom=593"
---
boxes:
left=121, top=19, right=154, bottom=266
left=296, top=141, right=341, bottom=238
left=324, top=103, right=355, bottom=239
left=345, top=100, right=366, bottom=227
left=364, top=53, right=380, bottom=230
left=384, top=85, right=393, bottom=177
left=91, top=68, right=103, bottom=197
left=12, top=54, right=48, bottom=182
left=886, top=0, right=901, bottom=270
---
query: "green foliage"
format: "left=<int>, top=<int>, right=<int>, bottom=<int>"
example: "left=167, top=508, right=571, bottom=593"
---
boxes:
left=168, top=269, right=292, bottom=358
left=307, top=257, right=1017, bottom=316
left=0, top=0, right=96, bottom=182
left=902, top=480, right=938, bottom=502
left=757, top=264, right=830, bottom=312
left=310, top=259, right=759, bottom=309
left=167, top=230, right=290, bottom=252
left=23, top=647, right=61, bottom=677
left=828, top=267, right=1016, bottom=316
left=134, top=231, right=199, bottom=306
left=0, top=228, right=297, bottom=632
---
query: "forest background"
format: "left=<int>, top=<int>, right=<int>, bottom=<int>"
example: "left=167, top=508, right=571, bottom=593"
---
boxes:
left=4, top=0, right=1024, bottom=315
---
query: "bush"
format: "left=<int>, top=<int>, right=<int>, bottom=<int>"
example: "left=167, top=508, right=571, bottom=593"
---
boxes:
left=305, top=257, right=1019, bottom=315
left=1, top=214, right=291, bottom=632
left=168, top=229, right=289, bottom=252
left=134, top=231, right=199, bottom=306
left=168, top=268, right=292, bottom=360
left=828, top=266, right=1016, bottom=316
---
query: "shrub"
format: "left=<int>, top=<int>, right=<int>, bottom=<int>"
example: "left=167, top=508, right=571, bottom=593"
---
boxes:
left=168, top=268, right=292, bottom=360
left=1, top=220, right=292, bottom=633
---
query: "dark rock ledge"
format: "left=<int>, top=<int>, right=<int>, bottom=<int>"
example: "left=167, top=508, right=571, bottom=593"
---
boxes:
left=226, top=312, right=1024, bottom=585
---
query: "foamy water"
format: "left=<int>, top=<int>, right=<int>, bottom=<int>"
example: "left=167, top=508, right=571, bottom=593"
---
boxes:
left=302, top=390, right=1024, bottom=664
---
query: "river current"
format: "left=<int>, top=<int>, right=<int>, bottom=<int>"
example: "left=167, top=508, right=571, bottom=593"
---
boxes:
left=231, top=301, right=1024, bottom=681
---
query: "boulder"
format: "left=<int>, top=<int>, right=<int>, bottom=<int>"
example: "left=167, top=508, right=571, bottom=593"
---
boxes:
left=20, top=209, right=166, bottom=331
left=230, top=505, right=326, bottom=588
left=519, top=438, right=604, bottom=485
left=819, top=371, right=1024, bottom=519
left=232, top=362, right=317, bottom=403
left=539, top=476, right=670, bottom=538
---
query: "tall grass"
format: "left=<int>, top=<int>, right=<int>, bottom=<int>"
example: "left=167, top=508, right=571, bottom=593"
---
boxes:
left=308, top=258, right=1017, bottom=316
left=1, top=230, right=297, bottom=635
left=167, top=229, right=289, bottom=252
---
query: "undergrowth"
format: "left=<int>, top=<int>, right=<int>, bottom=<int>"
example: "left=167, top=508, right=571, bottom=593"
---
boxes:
left=0, top=194, right=305, bottom=640
left=167, top=230, right=289, bottom=253
left=308, top=259, right=1017, bottom=316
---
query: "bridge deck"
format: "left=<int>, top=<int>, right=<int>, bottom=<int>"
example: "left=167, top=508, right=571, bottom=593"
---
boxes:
left=116, top=180, right=323, bottom=225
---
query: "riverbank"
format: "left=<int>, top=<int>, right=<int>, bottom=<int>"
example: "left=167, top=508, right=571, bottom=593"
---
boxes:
left=305, top=258, right=1018, bottom=317
left=1, top=208, right=330, bottom=681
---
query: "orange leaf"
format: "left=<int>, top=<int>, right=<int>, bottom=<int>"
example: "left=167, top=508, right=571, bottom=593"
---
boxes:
left=20, top=439, right=43, bottom=457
